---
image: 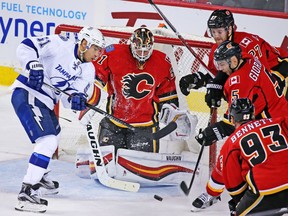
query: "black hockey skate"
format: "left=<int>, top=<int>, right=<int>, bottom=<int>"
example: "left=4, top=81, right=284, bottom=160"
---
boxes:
left=191, top=192, right=221, bottom=212
left=38, top=171, right=59, bottom=195
left=15, top=183, right=48, bottom=213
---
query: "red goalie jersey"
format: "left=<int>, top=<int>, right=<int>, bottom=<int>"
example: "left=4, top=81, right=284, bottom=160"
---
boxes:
left=93, top=44, right=178, bottom=126
left=217, top=117, right=288, bottom=199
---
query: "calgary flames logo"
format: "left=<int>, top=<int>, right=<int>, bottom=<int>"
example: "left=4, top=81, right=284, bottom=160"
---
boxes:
left=121, top=73, right=154, bottom=99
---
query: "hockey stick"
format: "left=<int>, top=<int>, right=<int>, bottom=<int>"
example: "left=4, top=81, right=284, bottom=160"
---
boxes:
left=86, top=121, right=140, bottom=192
left=147, top=0, right=214, bottom=77
left=148, top=0, right=219, bottom=183
left=153, top=121, right=177, bottom=140
left=180, top=108, right=217, bottom=196
left=180, top=139, right=205, bottom=196
left=43, top=83, right=136, bottom=131
left=43, top=82, right=176, bottom=140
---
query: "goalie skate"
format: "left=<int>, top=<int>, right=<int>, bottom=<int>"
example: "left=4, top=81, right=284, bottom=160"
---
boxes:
left=191, top=192, right=220, bottom=212
left=15, top=183, right=48, bottom=213
left=38, top=171, right=59, bottom=195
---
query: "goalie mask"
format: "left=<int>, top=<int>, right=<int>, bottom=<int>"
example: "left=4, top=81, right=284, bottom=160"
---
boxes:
left=229, top=98, right=255, bottom=123
left=130, top=27, right=154, bottom=63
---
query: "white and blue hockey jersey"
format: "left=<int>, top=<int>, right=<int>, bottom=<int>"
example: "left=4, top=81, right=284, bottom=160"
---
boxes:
left=11, top=34, right=96, bottom=110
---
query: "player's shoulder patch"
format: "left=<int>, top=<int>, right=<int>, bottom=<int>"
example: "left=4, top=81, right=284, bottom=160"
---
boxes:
left=105, top=44, right=115, bottom=53
left=229, top=75, right=240, bottom=86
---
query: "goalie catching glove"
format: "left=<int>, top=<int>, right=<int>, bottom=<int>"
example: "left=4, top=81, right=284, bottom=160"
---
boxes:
left=159, top=103, right=198, bottom=140
left=78, top=83, right=108, bottom=125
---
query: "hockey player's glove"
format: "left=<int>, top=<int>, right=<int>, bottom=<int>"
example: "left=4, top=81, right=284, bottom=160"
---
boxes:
left=195, top=121, right=235, bottom=146
left=70, top=93, right=87, bottom=111
left=26, top=60, right=44, bottom=91
left=205, top=79, right=223, bottom=108
left=179, top=72, right=210, bottom=96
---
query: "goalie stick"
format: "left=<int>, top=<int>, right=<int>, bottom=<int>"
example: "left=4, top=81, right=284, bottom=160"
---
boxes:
left=85, top=121, right=140, bottom=192
left=43, top=82, right=176, bottom=140
left=148, top=0, right=219, bottom=183
left=180, top=108, right=217, bottom=196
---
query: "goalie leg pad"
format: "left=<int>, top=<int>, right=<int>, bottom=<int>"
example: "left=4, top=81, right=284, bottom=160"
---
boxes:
left=115, top=149, right=199, bottom=186
left=75, top=145, right=116, bottom=179
left=75, top=148, right=91, bottom=179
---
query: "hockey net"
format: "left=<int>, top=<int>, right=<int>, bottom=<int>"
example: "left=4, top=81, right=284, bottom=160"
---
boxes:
left=54, top=24, right=227, bottom=172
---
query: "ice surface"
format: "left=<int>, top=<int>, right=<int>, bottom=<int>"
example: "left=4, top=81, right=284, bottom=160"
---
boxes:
left=0, top=86, right=230, bottom=215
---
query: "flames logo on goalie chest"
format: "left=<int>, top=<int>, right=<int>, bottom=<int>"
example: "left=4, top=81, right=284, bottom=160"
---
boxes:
left=121, top=73, right=154, bottom=99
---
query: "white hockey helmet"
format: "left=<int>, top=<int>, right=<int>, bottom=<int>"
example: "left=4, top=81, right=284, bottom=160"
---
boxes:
left=130, top=27, right=154, bottom=63
left=78, top=26, right=105, bottom=50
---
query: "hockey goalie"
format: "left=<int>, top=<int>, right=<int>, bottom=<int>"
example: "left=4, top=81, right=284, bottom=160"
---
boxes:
left=75, top=83, right=200, bottom=186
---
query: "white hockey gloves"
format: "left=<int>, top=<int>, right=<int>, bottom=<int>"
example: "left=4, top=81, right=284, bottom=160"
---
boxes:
left=78, top=83, right=108, bottom=125
left=159, top=103, right=198, bottom=140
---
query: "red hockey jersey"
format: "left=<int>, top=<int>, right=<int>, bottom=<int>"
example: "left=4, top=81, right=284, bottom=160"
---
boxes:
left=219, top=117, right=288, bottom=197
left=207, top=31, right=288, bottom=76
left=93, top=44, right=178, bottom=126
left=223, top=54, right=288, bottom=119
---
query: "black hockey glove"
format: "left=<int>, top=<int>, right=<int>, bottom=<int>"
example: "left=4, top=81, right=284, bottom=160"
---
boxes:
left=205, top=79, right=223, bottom=108
left=195, top=121, right=235, bottom=146
left=179, top=72, right=210, bottom=96
left=214, top=71, right=229, bottom=85
left=228, top=199, right=236, bottom=216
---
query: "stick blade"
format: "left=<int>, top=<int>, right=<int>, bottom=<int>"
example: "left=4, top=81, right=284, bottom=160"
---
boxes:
left=180, top=181, right=190, bottom=196
left=152, top=121, right=177, bottom=140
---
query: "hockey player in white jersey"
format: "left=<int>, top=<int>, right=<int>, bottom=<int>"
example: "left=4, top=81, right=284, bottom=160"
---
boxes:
left=11, top=26, right=105, bottom=213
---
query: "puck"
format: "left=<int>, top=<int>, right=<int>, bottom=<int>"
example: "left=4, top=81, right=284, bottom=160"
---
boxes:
left=154, top=194, right=163, bottom=201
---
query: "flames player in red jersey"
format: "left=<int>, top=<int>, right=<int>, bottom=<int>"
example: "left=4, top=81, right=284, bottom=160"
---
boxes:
left=92, top=27, right=178, bottom=153
left=179, top=9, right=288, bottom=100
left=208, top=98, right=288, bottom=215
left=191, top=41, right=288, bottom=211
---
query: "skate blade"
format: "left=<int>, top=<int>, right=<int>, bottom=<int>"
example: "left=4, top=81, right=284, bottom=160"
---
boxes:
left=40, top=187, right=59, bottom=195
left=191, top=206, right=202, bottom=212
left=15, top=200, right=47, bottom=213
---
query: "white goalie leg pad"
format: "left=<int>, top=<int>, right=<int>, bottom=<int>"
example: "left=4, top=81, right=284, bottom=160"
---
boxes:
left=115, top=149, right=199, bottom=186
left=75, top=145, right=116, bottom=179
left=159, top=103, right=198, bottom=140
left=78, top=83, right=108, bottom=126
left=75, top=148, right=91, bottom=179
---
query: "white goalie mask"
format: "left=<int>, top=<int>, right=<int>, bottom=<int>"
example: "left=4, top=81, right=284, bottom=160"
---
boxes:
left=130, top=27, right=154, bottom=63
left=78, top=26, right=105, bottom=51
